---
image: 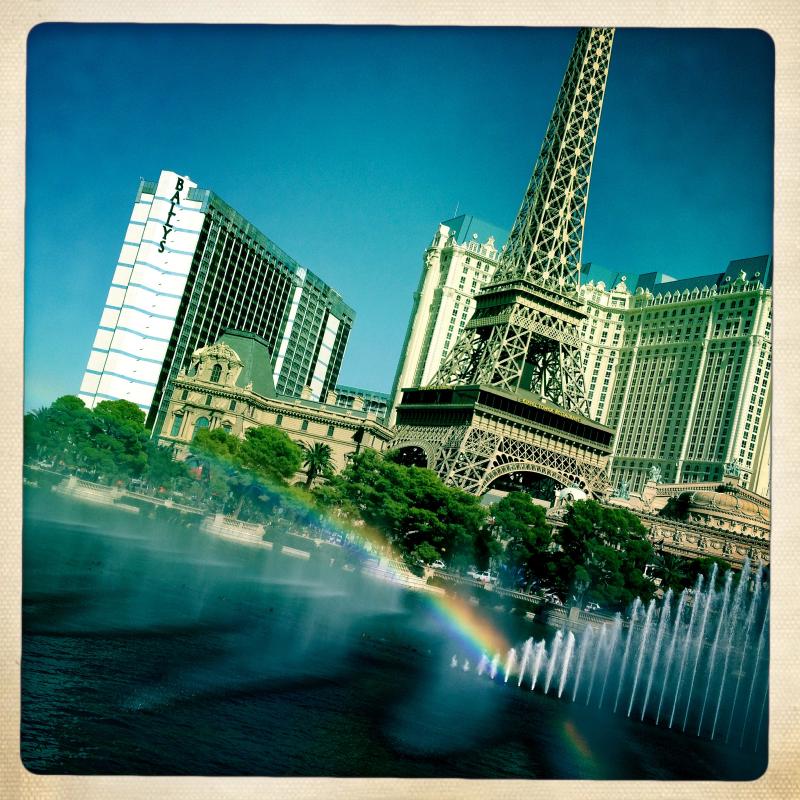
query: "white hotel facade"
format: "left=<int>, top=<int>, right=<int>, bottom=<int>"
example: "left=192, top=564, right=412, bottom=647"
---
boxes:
left=390, top=215, right=772, bottom=497
left=79, top=170, right=354, bottom=433
left=388, top=214, right=507, bottom=426
left=79, top=171, right=205, bottom=415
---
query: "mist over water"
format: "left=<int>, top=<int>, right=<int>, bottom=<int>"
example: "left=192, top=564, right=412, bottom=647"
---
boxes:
left=22, top=489, right=767, bottom=779
left=451, top=563, right=769, bottom=762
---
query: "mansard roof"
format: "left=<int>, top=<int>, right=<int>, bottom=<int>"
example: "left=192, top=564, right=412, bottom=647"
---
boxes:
left=217, top=329, right=277, bottom=398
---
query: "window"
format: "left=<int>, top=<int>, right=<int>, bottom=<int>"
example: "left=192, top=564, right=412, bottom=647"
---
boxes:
left=181, top=389, right=189, bottom=400
left=327, top=425, right=335, bottom=437
left=205, top=394, right=213, bottom=406
left=275, top=414, right=283, bottom=426
left=192, top=416, right=210, bottom=439
left=229, top=399, right=237, bottom=411
left=210, top=363, right=222, bottom=382
left=301, top=419, right=309, bottom=431
left=170, top=414, right=183, bottom=437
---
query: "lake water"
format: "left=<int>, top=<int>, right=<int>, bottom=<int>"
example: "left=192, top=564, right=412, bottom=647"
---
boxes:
left=21, top=489, right=767, bottom=779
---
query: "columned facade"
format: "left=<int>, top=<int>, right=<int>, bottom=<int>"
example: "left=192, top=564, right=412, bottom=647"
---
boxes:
left=158, top=331, right=392, bottom=474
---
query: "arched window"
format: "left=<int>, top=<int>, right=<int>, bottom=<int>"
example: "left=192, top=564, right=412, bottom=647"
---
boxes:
left=170, top=413, right=184, bottom=438
left=210, top=363, right=222, bottom=383
left=192, top=416, right=210, bottom=439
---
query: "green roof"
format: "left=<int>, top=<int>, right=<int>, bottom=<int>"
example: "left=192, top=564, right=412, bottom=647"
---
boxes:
left=218, top=330, right=277, bottom=398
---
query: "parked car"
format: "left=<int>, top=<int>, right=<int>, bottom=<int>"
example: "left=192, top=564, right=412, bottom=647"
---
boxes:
left=467, top=568, right=492, bottom=582
left=584, top=601, right=602, bottom=612
left=430, top=559, right=446, bottom=570
left=544, top=592, right=563, bottom=606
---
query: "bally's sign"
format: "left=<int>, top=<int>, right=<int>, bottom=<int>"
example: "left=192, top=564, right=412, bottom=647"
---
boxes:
left=158, top=177, right=185, bottom=253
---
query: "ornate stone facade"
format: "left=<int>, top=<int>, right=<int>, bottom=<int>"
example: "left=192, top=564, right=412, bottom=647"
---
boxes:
left=599, top=473, right=769, bottom=567
left=157, top=331, right=393, bottom=476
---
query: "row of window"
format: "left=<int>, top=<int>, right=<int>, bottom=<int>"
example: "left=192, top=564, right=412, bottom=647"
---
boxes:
left=171, top=407, right=343, bottom=442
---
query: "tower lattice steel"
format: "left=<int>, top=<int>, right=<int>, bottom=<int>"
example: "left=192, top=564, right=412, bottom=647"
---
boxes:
left=392, top=28, right=616, bottom=497
left=431, top=27, right=613, bottom=414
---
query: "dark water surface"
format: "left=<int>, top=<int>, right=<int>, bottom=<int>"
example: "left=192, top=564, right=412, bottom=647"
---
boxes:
left=21, top=489, right=767, bottom=779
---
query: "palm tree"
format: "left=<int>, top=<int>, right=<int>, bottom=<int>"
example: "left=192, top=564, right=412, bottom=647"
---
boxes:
left=301, top=442, right=333, bottom=489
left=653, top=551, right=692, bottom=592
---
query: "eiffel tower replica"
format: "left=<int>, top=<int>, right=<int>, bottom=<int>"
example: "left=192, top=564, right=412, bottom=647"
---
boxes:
left=392, top=27, right=616, bottom=497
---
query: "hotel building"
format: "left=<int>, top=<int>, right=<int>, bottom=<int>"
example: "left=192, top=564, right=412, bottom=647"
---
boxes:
left=159, top=330, right=392, bottom=474
left=580, top=257, right=772, bottom=496
left=334, top=385, right=390, bottom=420
left=390, top=215, right=772, bottom=496
left=387, top=214, right=507, bottom=425
left=79, top=170, right=354, bottom=434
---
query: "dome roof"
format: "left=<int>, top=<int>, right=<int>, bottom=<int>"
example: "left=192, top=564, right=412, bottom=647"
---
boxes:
left=556, top=486, right=588, bottom=503
left=688, top=490, right=769, bottom=522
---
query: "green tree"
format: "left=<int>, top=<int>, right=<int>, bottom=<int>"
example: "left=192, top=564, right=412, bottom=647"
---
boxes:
left=311, top=473, right=361, bottom=521
left=189, top=427, right=245, bottom=509
left=652, top=551, right=693, bottom=593
left=553, top=500, right=655, bottom=609
left=411, top=541, right=440, bottom=565
left=240, top=426, right=304, bottom=485
left=24, top=395, right=94, bottom=468
left=472, top=525, right=503, bottom=573
left=311, top=450, right=486, bottom=566
left=191, top=427, right=241, bottom=461
left=24, top=395, right=154, bottom=483
left=27, top=395, right=189, bottom=493
left=189, top=425, right=303, bottom=518
left=300, top=442, right=334, bottom=488
left=24, top=407, right=52, bottom=462
left=94, top=399, right=146, bottom=426
left=143, top=442, right=189, bottom=492
left=490, top=492, right=552, bottom=586
left=658, top=492, right=691, bottom=521
left=88, top=400, right=150, bottom=481
left=688, top=555, right=732, bottom=583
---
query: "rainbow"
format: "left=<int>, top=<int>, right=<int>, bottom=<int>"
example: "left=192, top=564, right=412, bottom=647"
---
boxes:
left=561, top=719, right=593, bottom=761
left=192, top=454, right=510, bottom=660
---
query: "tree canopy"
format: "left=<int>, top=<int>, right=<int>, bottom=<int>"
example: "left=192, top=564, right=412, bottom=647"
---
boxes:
left=312, top=449, right=486, bottom=567
left=688, top=555, right=732, bottom=583
left=652, top=551, right=693, bottom=593
left=24, top=395, right=182, bottom=488
left=189, top=424, right=304, bottom=518
left=239, top=426, right=304, bottom=484
left=551, top=500, right=656, bottom=609
left=490, top=492, right=552, bottom=587
left=658, top=492, right=691, bottom=521
left=28, top=397, right=719, bottom=610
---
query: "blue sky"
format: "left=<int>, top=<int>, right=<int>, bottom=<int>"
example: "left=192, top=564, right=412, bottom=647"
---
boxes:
left=25, top=25, right=773, bottom=411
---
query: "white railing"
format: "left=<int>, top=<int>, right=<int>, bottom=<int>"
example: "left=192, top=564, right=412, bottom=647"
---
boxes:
left=201, top=514, right=265, bottom=542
